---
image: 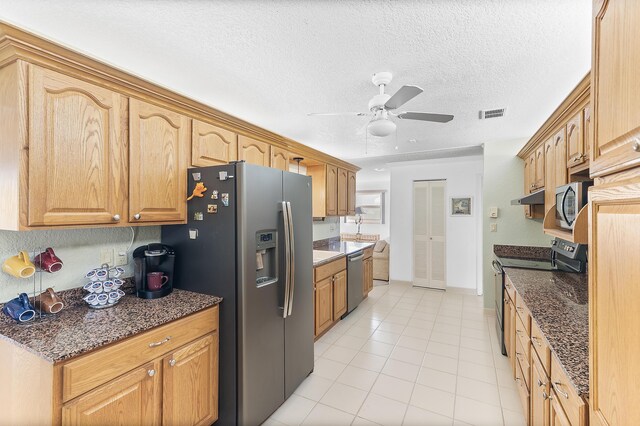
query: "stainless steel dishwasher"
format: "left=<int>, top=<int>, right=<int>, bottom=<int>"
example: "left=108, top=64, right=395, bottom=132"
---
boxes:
left=344, top=250, right=364, bottom=317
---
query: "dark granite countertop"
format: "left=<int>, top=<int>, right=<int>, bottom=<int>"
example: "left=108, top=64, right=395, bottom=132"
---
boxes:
left=494, top=244, right=551, bottom=261
left=0, top=285, right=222, bottom=363
left=503, top=267, right=589, bottom=397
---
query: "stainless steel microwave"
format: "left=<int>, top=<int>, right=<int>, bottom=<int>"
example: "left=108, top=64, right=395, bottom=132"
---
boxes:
left=555, top=182, right=592, bottom=230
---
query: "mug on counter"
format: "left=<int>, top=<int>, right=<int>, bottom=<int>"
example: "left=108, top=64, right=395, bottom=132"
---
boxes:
left=2, top=251, right=36, bottom=278
left=2, top=293, right=36, bottom=323
left=147, top=272, right=169, bottom=291
left=34, top=248, right=63, bottom=273
left=32, top=288, right=64, bottom=314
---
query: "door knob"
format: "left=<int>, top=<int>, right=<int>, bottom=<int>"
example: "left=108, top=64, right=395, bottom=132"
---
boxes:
left=112, top=214, right=120, bottom=222
left=633, top=140, right=640, bottom=152
left=147, top=369, right=156, bottom=377
left=169, top=359, right=176, bottom=367
left=133, top=213, right=141, bottom=220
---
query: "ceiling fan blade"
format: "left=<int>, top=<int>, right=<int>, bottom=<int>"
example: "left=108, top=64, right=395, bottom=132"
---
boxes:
left=384, top=85, right=423, bottom=110
left=307, top=112, right=369, bottom=116
left=397, top=111, right=454, bottom=123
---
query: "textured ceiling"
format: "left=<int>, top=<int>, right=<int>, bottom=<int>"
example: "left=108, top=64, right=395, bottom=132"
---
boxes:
left=0, top=0, right=591, bottom=169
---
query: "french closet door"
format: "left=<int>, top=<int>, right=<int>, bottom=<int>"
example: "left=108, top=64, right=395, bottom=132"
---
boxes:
left=413, top=180, right=446, bottom=289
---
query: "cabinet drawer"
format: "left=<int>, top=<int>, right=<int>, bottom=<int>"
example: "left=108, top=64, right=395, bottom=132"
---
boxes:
left=515, top=335, right=530, bottom=390
left=550, top=353, right=587, bottom=426
left=314, top=257, right=346, bottom=282
left=505, top=276, right=516, bottom=303
left=514, top=297, right=530, bottom=333
left=363, top=247, right=373, bottom=259
left=62, top=306, right=218, bottom=402
left=530, top=319, right=551, bottom=377
left=515, top=313, right=530, bottom=363
left=515, top=360, right=530, bottom=423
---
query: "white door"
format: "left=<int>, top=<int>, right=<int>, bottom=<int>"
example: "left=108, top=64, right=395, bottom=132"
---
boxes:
left=413, top=180, right=446, bottom=289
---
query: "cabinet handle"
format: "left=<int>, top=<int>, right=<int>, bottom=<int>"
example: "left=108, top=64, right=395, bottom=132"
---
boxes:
left=552, top=382, right=570, bottom=399
left=543, top=390, right=552, bottom=400
left=531, top=336, right=542, bottom=347
left=148, top=336, right=172, bottom=348
left=112, top=214, right=121, bottom=222
left=633, top=140, right=640, bottom=152
left=133, top=213, right=141, bottom=220
left=515, top=377, right=522, bottom=384
left=537, top=378, right=547, bottom=387
left=516, top=329, right=523, bottom=336
left=148, top=369, right=156, bottom=377
left=169, top=358, right=176, bottom=367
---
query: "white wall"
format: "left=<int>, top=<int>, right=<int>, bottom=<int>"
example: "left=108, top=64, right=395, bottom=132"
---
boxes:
left=482, top=139, right=552, bottom=308
left=389, top=156, right=484, bottom=290
left=340, top=175, right=391, bottom=241
left=313, top=217, right=340, bottom=241
left=0, top=226, right=159, bottom=302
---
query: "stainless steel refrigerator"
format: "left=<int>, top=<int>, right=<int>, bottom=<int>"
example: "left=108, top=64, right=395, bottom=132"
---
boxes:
left=161, top=162, right=314, bottom=426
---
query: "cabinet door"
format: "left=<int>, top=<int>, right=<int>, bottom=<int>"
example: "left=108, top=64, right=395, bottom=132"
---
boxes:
left=192, top=120, right=237, bottom=167
left=238, top=135, right=270, bottom=166
left=163, top=333, right=218, bottom=426
left=326, top=165, right=338, bottom=216
left=531, top=353, right=550, bottom=426
left=584, top=105, right=592, bottom=162
left=528, top=153, right=536, bottom=192
left=62, top=361, right=161, bottom=425
left=347, top=171, right=357, bottom=215
left=544, top=138, right=555, bottom=215
left=332, top=270, right=347, bottom=319
left=270, top=146, right=290, bottom=171
left=337, top=168, right=348, bottom=216
left=554, top=129, right=568, bottom=187
left=550, top=390, right=571, bottom=426
left=365, top=257, right=373, bottom=294
left=129, top=99, right=189, bottom=223
left=589, top=180, right=640, bottom=426
left=591, top=0, right=640, bottom=176
left=28, top=66, right=127, bottom=226
left=566, top=111, right=585, bottom=167
left=524, top=157, right=532, bottom=217
left=535, top=144, right=545, bottom=189
left=314, top=277, right=333, bottom=337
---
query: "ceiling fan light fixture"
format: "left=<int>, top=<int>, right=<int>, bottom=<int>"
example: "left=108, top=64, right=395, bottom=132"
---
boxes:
left=367, top=118, right=396, bottom=137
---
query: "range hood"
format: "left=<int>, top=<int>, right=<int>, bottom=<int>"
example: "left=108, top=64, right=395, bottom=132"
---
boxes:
left=511, top=189, right=545, bottom=206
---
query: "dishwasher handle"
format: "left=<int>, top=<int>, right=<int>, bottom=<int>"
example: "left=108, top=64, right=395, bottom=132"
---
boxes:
left=348, top=254, right=364, bottom=262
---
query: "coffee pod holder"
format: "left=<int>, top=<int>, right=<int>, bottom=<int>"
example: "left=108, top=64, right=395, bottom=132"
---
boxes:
left=82, top=263, right=125, bottom=310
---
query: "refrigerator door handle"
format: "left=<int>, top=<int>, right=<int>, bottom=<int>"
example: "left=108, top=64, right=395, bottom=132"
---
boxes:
left=286, top=201, right=295, bottom=316
left=282, top=201, right=291, bottom=318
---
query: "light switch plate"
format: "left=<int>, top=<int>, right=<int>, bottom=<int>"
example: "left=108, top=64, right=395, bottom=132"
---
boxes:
left=115, top=250, right=128, bottom=266
left=100, top=248, right=114, bottom=266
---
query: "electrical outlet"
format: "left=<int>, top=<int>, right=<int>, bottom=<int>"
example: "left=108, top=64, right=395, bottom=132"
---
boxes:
left=489, top=207, right=499, bottom=218
left=115, top=249, right=128, bottom=266
left=490, top=223, right=498, bottom=232
left=100, top=248, right=114, bottom=266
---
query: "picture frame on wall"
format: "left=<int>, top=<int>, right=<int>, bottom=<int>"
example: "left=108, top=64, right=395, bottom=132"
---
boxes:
left=451, top=197, right=472, bottom=216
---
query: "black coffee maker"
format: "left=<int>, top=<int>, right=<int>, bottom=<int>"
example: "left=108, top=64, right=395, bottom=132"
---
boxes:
left=133, top=243, right=175, bottom=299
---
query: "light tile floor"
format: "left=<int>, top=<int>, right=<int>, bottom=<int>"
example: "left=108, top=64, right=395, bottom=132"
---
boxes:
left=264, top=281, right=526, bottom=426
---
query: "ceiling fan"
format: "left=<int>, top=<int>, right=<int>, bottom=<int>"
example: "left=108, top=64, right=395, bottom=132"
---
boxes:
left=307, top=72, right=454, bottom=137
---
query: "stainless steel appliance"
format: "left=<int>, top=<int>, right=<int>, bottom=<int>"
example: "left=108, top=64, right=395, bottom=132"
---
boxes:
left=133, top=243, right=175, bottom=299
left=161, top=162, right=313, bottom=426
left=555, top=182, right=592, bottom=230
left=344, top=250, right=364, bottom=317
left=493, top=238, right=587, bottom=355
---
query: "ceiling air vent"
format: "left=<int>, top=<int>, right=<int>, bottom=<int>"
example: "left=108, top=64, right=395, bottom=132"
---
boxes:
left=479, top=108, right=506, bottom=119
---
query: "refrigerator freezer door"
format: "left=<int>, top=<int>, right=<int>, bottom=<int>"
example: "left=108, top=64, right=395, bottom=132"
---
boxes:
left=283, top=171, right=314, bottom=398
left=236, top=163, right=286, bottom=426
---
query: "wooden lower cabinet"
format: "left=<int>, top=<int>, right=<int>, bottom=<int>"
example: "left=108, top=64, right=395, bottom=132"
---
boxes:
left=163, top=333, right=219, bottom=426
left=531, top=352, right=550, bottom=426
left=313, top=257, right=347, bottom=338
left=504, top=294, right=516, bottom=377
left=550, top=389, right=571, bottom=426
left=363, top=255, right=373, bottom=297
left=62, top=360, right=162, bottom=425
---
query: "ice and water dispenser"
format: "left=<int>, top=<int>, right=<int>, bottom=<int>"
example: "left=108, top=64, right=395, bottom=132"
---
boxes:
left=256, top=230, right=277, bottom=287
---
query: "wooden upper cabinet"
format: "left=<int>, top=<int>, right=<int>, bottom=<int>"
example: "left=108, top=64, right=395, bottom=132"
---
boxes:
left=238, top=135, right=270, bottom=166
left=192, top=120, right=237, bottom=167
left=535, top=144, right=545, bottom=189
left=584, top=105, right=592, bottom=162
left=326, top=165, right=338, bottom=216
left=554, top=128, right=568, bottom=187
left=347, top=171, right=356, bottom=216
left=337, top=168, right=348, bottom=216
left=589, top=181, right=640, bottom=426
left=163, top=333, right=219, bottom=426
left=28, top=66, right=127, bottom=226
left=566, top=110, right=585, bottom=167
left=591, top=0, right=640, bottom=176
left=62, top=360, right=161, bottom=425
left=523, top=157, right=532, bottom=217
left=129, top=99, right=189, bottom=223
left=544, top=138, right=556, bottom=215
left=270, top=146, right=290, bottom=171
left=528, top=153, right=536, bottom=192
